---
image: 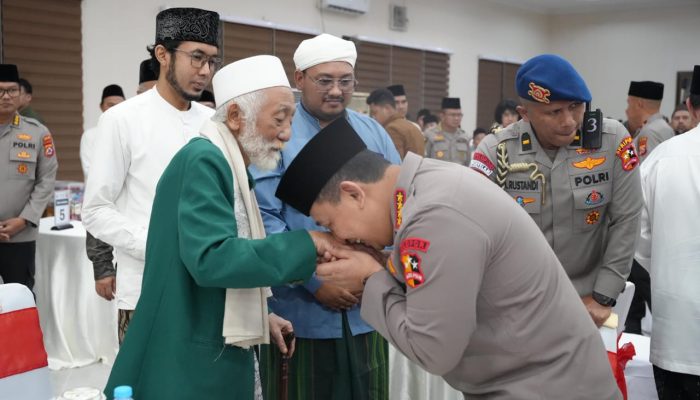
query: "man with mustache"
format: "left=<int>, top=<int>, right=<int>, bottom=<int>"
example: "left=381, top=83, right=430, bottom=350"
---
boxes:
left=253, top=33, right=400, bottom=400
left=104, top=55, right=338, bottom=400
left=471, top=54, right=642, bottom=329
left=82, top=7, right=219, bottom=343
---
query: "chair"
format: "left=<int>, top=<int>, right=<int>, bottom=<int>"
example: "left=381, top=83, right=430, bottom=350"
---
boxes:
left=0, top=283, right=53, bottom=400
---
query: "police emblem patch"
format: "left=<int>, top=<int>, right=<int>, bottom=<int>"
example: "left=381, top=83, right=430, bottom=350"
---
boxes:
left=394, top=189, right=406, bottom=229
left=527, top=82, right=551, bottom=104
left=17, top=163, right=28, bottom=174
left=638, top=136, right=648, bottom=156
left=42, top=134, right=55, bottom=158
left=572, top=156, right=606, bottom=170
left=585, top=190, right=604, bottom=206
left=401, top=252, right=424, bottom=288
left=616, top=136, right=638, bottom=172
left=585, top=210, right=601, bottom=225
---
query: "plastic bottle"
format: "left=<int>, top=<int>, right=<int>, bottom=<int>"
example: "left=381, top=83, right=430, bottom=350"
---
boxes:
left=113, top=385, right=134, bottom=400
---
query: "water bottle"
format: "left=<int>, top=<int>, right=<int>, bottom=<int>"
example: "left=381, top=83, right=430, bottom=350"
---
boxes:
left=113, top=385, right=134, bottom=400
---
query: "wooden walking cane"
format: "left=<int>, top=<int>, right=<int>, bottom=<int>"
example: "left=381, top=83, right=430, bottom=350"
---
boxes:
left=279, top=332, right=295, bottom=400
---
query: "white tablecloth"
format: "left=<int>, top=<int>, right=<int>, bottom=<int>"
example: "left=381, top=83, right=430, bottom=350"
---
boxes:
left=34, top=217, right=118, bottom=370
left=389, top=345, right=463, bottom=400
left=621, top=333, right=658, bottom=400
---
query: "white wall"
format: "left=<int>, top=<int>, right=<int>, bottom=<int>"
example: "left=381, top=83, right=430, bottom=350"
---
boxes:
left=81, top=0, right=550, bottom=131
left=550, top=4, right=700, bottom=120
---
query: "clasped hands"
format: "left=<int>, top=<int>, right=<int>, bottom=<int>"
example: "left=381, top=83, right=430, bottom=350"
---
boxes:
left=308, top=231, right=386, bottom=311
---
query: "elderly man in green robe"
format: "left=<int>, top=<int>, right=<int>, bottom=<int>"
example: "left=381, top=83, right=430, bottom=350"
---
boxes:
left=104, top=55, right=338, bottom=399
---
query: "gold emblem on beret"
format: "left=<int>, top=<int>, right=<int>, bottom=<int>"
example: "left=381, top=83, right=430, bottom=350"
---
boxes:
left=528, top=82, right=551, bottom=104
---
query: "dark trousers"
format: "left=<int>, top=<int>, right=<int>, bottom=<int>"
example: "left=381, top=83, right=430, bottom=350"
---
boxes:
left=654, top=365, right=700, bottom=400
left=625, top=259, right=651, bottom=334
left=0, top=241, right=36, bottom=290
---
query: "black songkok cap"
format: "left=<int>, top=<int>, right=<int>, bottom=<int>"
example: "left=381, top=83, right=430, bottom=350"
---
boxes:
left=102, top=84, right=125, bottom=100
left=139, top=59, right=159, bottom=84
left=0, top=64, right=20, bottom=83
left=199, top=89, right=215, bottom=103
left=441, top=97, right=461, bottom=109
left=276, top=117, right=367, bottom=216
left=628, top=81, right=664, bottom=100
left=387, top=84, right=406, bottom=96
left=691, top=65, right=700, bottom=96
left=155, top=8, right=220, bottom=47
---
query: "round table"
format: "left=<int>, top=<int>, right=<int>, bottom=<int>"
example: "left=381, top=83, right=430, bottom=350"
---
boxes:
left=34, top=218, right=118, bottom=370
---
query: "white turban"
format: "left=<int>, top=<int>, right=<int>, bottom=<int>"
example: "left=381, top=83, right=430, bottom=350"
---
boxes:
left=212, top=55, right=290, bottom=106
left=293, top=33, right=357, bottom=71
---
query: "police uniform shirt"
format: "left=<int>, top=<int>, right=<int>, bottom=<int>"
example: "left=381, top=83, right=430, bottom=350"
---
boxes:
left=361, top=153, right=621, bottom=399
left=0, top=114, right=58, bottom=242
left=634, top=112, right=674, bottom=163
left=471, top=118, right=642, bottom=300
left=424, top=125, right=471, bottom=165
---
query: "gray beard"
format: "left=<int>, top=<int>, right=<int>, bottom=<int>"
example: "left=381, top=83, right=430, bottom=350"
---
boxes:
left=238, top=122, right=281, bottom=171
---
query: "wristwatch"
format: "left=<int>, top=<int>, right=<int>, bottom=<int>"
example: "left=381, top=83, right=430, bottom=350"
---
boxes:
left=592, top=291, right=617, bottom=307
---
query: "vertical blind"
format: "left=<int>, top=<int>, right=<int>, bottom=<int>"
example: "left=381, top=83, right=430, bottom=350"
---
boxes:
left=476, top=59, right=520, bottom=130
left=1, top=0, right=83, bottom=181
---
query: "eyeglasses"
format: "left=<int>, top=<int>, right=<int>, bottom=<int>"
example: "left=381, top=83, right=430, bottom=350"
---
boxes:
left=306, top=74, right=357, bottom=93
left=0, top=88, right=20, bottom=98
left=173, top=49, right=222, bottom=71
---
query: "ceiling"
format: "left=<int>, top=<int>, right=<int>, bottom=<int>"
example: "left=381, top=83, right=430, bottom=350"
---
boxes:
left=487, top=0, right=700, bottom=14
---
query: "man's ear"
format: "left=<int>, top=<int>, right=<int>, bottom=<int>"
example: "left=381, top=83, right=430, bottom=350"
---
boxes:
left=154, top=44, right=169, bottom=67
left=339, top=181, right=365, bottom=208
left=517, top=104, right=529, bottom=122
left=294, top=70, right=304, bottom=91
left=226, top=102, right=243, bottom=132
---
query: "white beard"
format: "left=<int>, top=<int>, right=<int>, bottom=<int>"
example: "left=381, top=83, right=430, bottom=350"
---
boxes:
left=238, top=123, right=281, bottom=171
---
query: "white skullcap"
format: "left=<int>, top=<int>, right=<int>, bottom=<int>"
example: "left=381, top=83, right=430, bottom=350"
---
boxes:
left=293, top=33, right=357, bottom=71
left=212, top=55, right=290, bottom=106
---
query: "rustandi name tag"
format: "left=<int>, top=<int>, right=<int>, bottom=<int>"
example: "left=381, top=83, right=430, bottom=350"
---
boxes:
left=52, top=189, right=73, bottom=230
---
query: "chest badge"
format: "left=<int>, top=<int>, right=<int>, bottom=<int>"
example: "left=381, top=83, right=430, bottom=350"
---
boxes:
left=572, top=156, right=606, bottom=170
left=585, top=210, right=601, bottom=225
left=17, top=151, right=31, bottom=159
left=17, top=163, right=28, bottom=174
left=585, top=190, right=604, bottom=206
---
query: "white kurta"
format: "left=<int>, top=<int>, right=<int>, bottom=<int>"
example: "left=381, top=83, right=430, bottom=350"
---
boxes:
left=80, top=125, right=98, bottom=178
left=82, top=87, right=214, bottom=309
left=635, top=122, right=700, bottom=376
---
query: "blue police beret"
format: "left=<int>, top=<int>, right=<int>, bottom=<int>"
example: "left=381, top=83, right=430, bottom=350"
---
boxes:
left=516, top=54, right=591, bottom=104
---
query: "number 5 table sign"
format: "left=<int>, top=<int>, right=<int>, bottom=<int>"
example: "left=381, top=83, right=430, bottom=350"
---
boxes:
left=51, top=189, right=74, bottom=230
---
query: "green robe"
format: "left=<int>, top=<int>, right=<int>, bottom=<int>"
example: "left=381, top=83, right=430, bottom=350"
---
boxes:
left=104, top=137, right=316, bottom=399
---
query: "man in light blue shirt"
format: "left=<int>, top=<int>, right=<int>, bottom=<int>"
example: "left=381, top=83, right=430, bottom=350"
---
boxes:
left=253, top=33, right=400, bottom=400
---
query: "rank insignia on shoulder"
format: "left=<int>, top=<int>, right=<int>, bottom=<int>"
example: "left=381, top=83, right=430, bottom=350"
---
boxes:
left=514, top=195, right=535, bottom=206
left=402, top=252, right=425, bottom=288
left=616, top=136, right=638, bottom=172
left=16, top=133, right=32, bottom=141
left=572, top=156, right=606, bottom=170
left=13, top=114, right=20, bottom=126
left=394, top=189, right=406, bottom=229
left=400, top=237, right=431, bottom=253
left=585, top=190, right=604, bottom=206
left=638, top=136, right=648, bottom=156
left=585, top=210, right=601, bottom=225
left=521, top=132, right=532, bottom=151
left=387, top=258, right=398, bottom=277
